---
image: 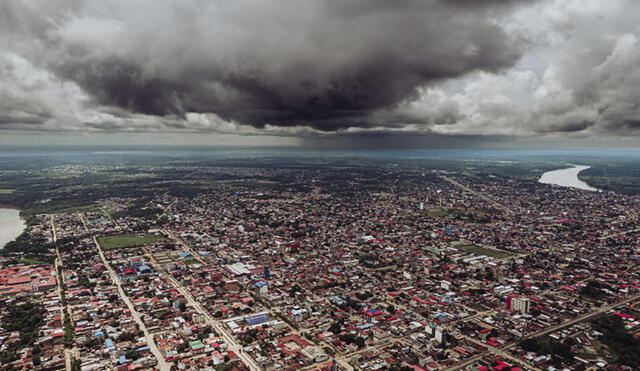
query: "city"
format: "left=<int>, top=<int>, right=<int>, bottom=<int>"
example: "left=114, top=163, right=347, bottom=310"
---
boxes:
left=1, top=162, right=639, bottom=370
left=2, top=1, right=640, bottom=370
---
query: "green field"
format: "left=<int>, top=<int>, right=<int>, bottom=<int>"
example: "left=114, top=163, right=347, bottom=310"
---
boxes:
left=15, top=257, right=45, bottom=265
left=184, top=258, right=200, bottom=266
left=455, top=244, right=514, bottom=258
left=97, top=233, right=164, bottom=250
left=425, top=209, right=451, bottom=217
left=0, top=189, right=16, bottom=194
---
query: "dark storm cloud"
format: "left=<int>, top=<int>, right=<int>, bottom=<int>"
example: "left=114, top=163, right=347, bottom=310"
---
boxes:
left=444, top=0, right=534, bottom=8
left=0, top=108, right=51, bottom=126
left=3, top=0, right=525, bottom=131
left=53, top=57, right=184, bottom=117
left=536, top=120, right=593, bottom=133
left=301, top=130, right=512, bottom=150
left=4, top=0, right=639, bottom=143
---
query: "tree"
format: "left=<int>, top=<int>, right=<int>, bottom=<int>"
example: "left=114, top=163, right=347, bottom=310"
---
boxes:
left=329, top=321, right=342, bottom=334
left=71, top=358, right=81, bottom=371
left=84, top=337, right=101, bottom=348
left=125, top=349, right=141, bottom=361
left=0, top=351, right=19, bottom=364
left=593, top=315, right=640, bottom=368
left=117, top=332, right=136, bottom=342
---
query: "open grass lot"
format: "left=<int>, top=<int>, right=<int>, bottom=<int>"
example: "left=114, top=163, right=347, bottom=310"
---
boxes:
left=455, top=244, right=514, bottom=258
left=425, top=209, right=451, bottom=217
left=0, top=188, right=16, bottom=194
left=184, top=258, right=200, bottom=266
left=97, top=233, right=164, bottom=250
left=16, top=257, right=45, bottom=265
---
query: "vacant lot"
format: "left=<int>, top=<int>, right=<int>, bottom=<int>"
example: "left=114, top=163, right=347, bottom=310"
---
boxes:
left=455, top=244, right=514, bottom=258
left=97, top=233, right=164, bottom=250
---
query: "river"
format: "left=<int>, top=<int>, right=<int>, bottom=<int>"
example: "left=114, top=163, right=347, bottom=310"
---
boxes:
left=0, top=208, right=26, bottom=249
left=538, top=165, right=600, bottom=191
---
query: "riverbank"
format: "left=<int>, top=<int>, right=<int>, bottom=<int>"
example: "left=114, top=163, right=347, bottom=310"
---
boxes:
left=538, top=165, right=600, bottom=191
left=0, top=208, right=26, bottom=249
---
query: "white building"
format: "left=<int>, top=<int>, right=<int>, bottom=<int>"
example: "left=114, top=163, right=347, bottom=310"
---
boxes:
left=510, top=296, right=531, bottom=314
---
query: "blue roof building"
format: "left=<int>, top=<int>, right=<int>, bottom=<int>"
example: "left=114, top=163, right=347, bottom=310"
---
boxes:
left=105, top=338, right=116, bottom=352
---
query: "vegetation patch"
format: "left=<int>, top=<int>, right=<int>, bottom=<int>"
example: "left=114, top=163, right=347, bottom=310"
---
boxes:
left=0, top=301, right=45, bottom=364
left=1, top=229, right=55, bottom=263
left=15, top=257, right=46, bottom=265
left=184, top=258, right=200, bottom=266
left=425, top=208, right=452, bottom=217
left=21, top=198, right=100, bottom=215
left=422, top=208, right=497, bottom=222
left=455, top=244, right=514, bottom=258
left=592, top=315, right=640, bottom=368
left=0, top=188, right=16, bottom=194
left=520, top=336, right=573, bottom=367
left=580, top=281, right=610, bottom=300
left=97, top=233, right=163, bottom=250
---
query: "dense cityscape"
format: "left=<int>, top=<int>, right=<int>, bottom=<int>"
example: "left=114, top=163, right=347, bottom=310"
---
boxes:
left=2, top=1, right=640, bottom=370
left=1, top=162, right=639, bottom=370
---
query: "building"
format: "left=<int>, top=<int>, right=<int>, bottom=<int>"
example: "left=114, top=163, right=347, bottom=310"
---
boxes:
left=441, top=280, right=452, bottom=290
left=253, top=281, right=268, bottom=296
left=301, top=346, right=328, bottom=363
left=245, top=313, right=269, bottom=326
left=0, top=266, right=57, bottom=295
left=224, top=280, right=240, bottom=292
left=435, top=327, right=446, bottom=345
left=506, top=295, right=530, bottom=314
left=331, top=358, right=338, bottom=371
left=291, top=308, right=310, bottom=322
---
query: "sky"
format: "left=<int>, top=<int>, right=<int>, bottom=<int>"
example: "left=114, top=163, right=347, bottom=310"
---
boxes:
left=1, top=0, right=639, bottom=148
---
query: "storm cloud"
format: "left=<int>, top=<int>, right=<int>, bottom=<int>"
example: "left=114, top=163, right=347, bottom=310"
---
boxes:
left=2, top=0, right=525, bottom=131
left=1, top=0, right=640, bottom=144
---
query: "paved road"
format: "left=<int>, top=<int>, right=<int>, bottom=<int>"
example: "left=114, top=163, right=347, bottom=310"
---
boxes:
left=50, top=215, right=58, bottom=242
left=50, top=215, right=75, bottom=371
left=441, top=352, right=486, bottom=371
left=100, top=207, right=121, bottom=230
left=92, top=234, right=170, bottom=371
left=450, top=329, right=542, bottom=371
left=440, top=176, right=512, bottom=214
left=155, top=201, right=176, bottom=224
left=443, top=292, right=640, bottom=370
left=158, top=230, right=352, bottom=370
left=513, top=291, right=640, bottom=343
left=143, top=248, right=263, bottom=371
left=161, top=229, right=208, bottom=265
left=598, top=226, right=640, bottom=240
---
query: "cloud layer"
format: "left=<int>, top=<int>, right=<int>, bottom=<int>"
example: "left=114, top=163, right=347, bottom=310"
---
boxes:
left=1, top=0, right=640, bottom=143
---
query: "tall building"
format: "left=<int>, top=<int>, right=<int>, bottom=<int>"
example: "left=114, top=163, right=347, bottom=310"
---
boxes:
left=253, top=281, right=268, bottom=296
left=506, top=295, right=530, bottom=314
left=434, top=327, right=446, bottom=345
